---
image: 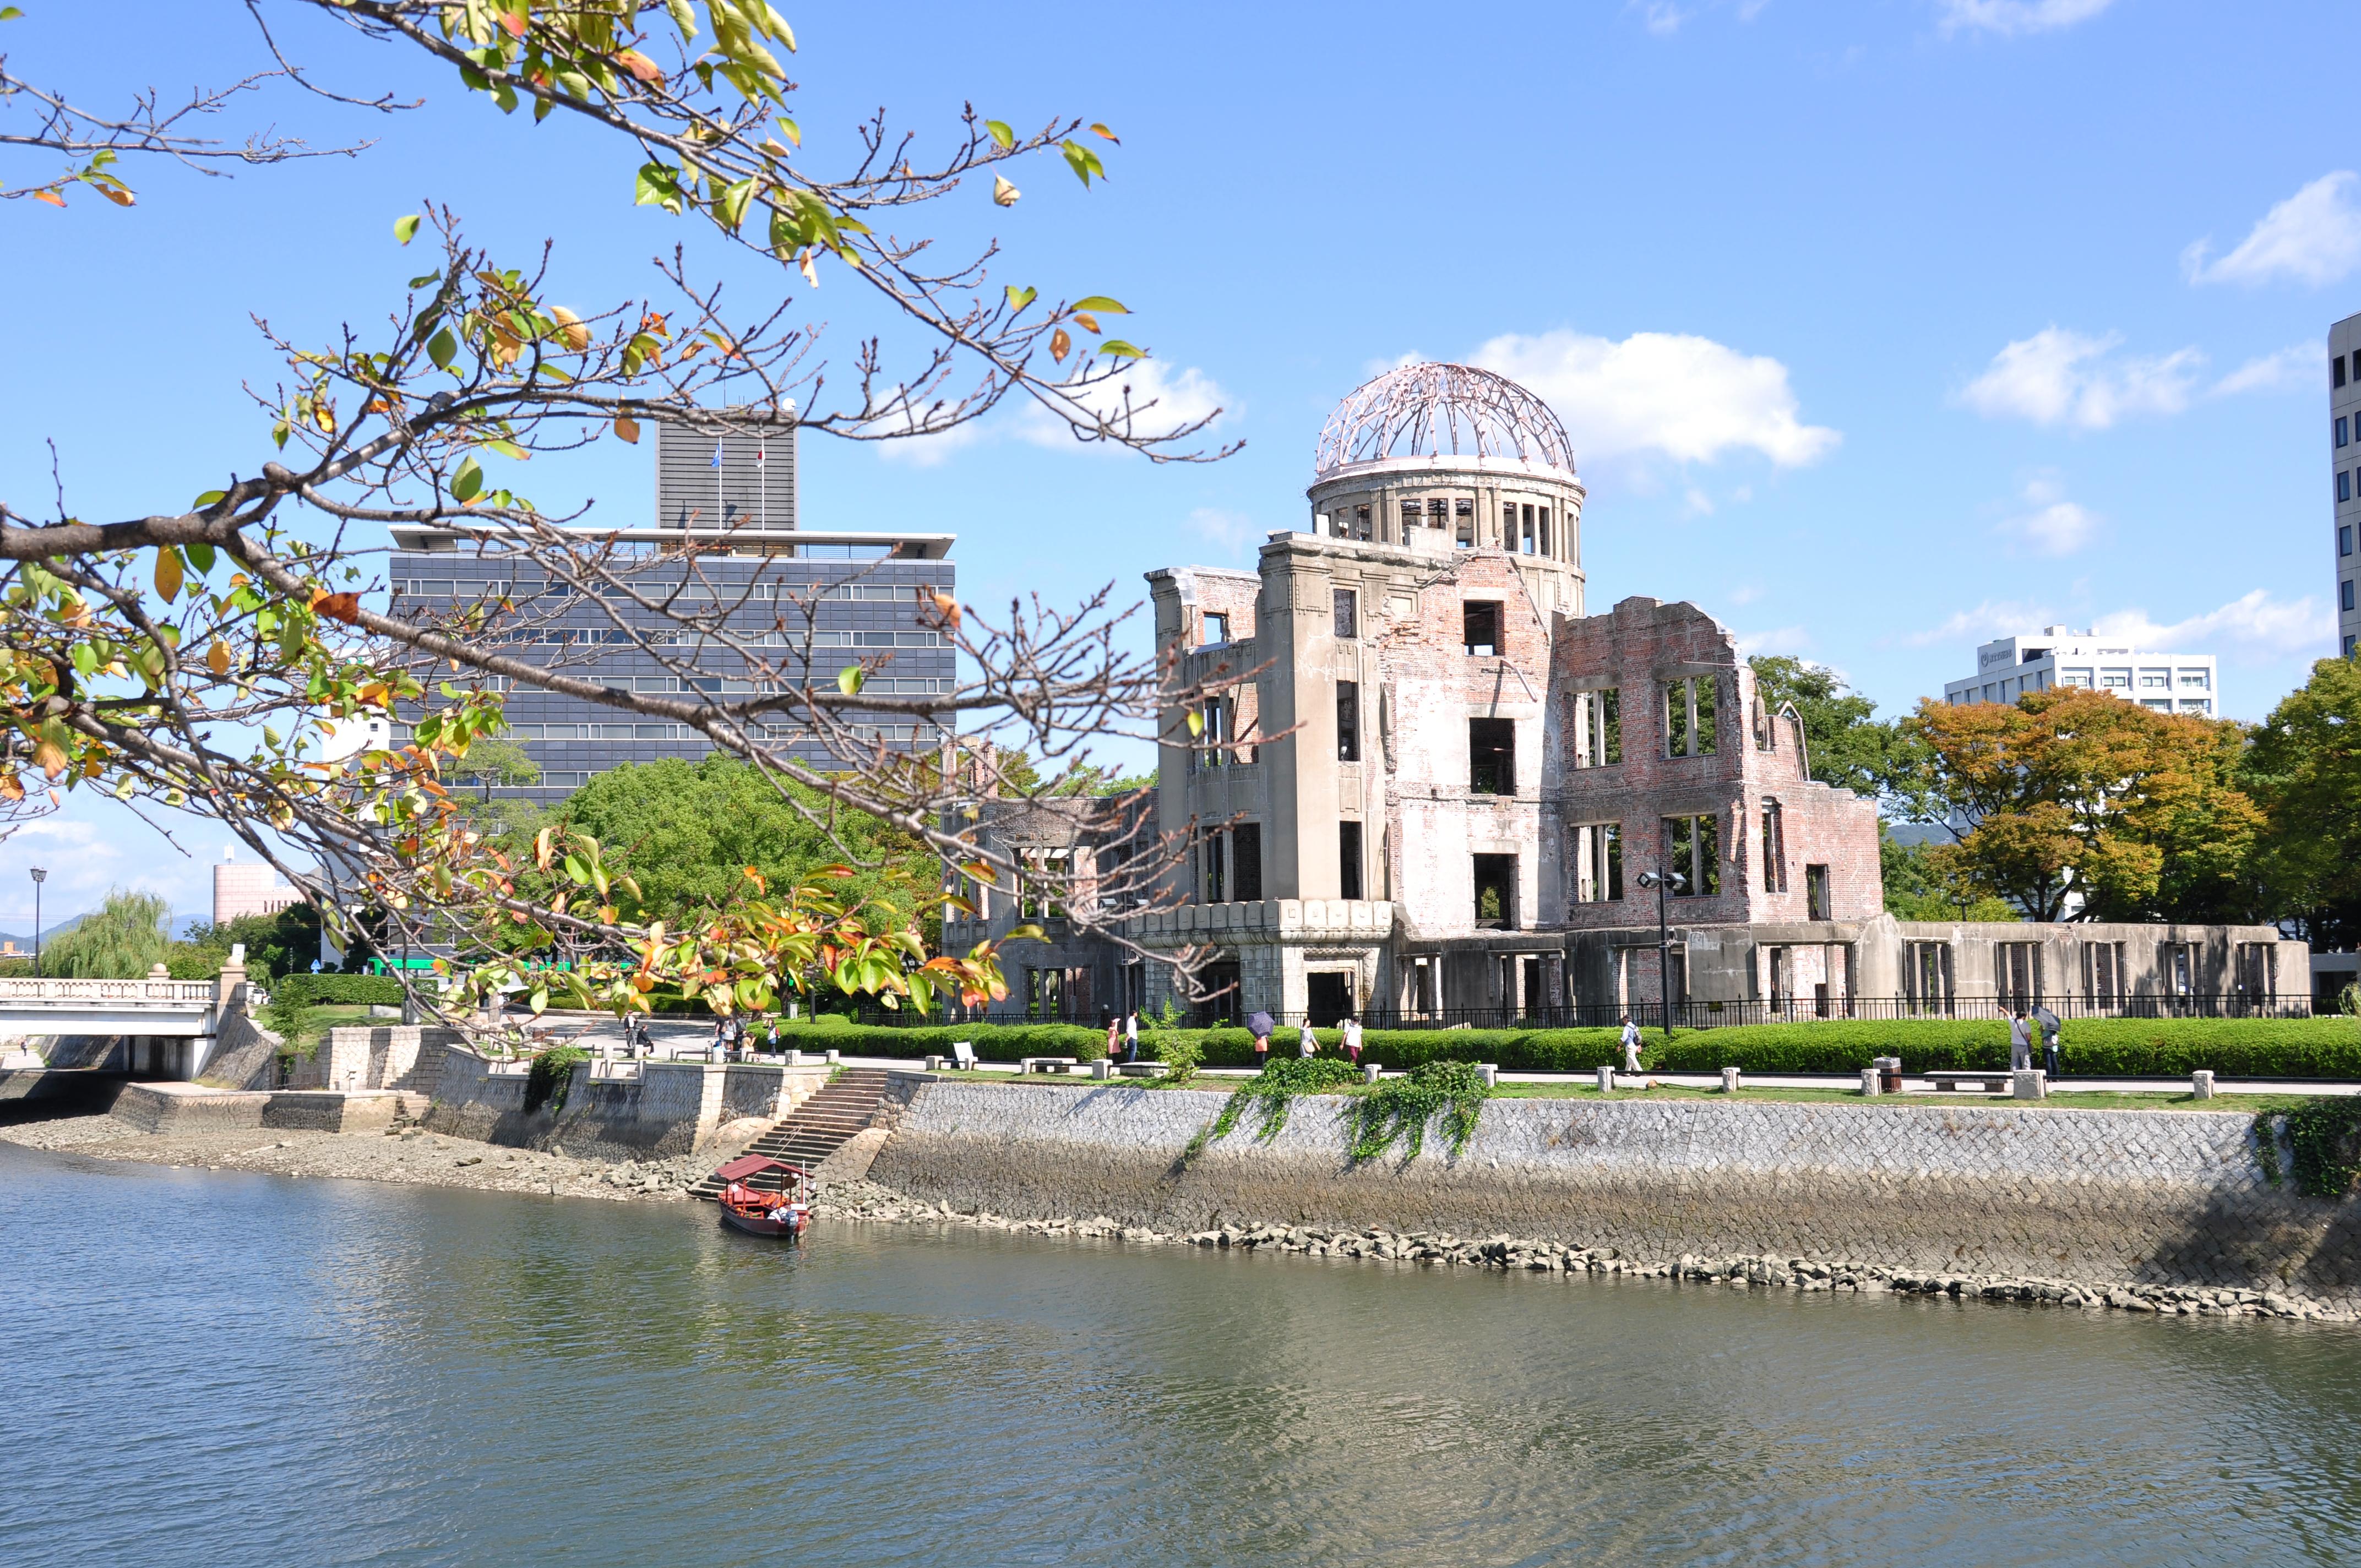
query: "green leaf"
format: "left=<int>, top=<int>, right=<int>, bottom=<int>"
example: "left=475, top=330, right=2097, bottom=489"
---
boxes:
left=712, top=175, right=759, bottom=233
left=0, top=10, right=24, bottom=21
left=1060, top=140, right=1107, bottom=187
left=1098, top=340, right=1147, bottom=360
left=185, top=541, right=215, bottom=574
left=1004, top=285, right=1037, bottom=313
left=451, top=457, right=484, bottom=504
left=427, top=328, right=457, bottom=370
left=984, top=119, right=1014, bottom=151
left=663, top=0, right=699, bottom=38
left=1070, top=296, right=1129, bottom=314
left=775, top=116, right=801, bottom=147
left=634, top=161, right=685, bottom=214
left=394, top=213, right=422, bottom=245
left=70, top=643, right=97, bottom=677
left=837, top=665, right=866, bottom=695
left=191, top=489, right=227, bottom=509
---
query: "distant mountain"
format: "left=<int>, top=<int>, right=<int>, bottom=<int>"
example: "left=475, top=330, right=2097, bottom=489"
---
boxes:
left=0, top=911, right=89, bottom=952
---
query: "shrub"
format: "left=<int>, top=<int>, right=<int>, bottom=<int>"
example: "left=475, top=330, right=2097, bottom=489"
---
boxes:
left=524, top=1044, right=588, bottom=1115
left=271, top=973, right=407, bottom=1011
left=1152, top=1033, right=1201, bottom=1084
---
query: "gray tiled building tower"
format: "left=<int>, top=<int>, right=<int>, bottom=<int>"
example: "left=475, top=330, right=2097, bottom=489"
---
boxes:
left=388, top=414, right=954, bottom=805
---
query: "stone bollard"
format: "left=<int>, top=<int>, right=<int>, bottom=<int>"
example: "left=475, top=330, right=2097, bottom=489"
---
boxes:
left=1859, top=1066, right=1882, bottom=1097
left=1090, top=1059, right=1114, bottom=1080
left=924, top=1055, right=947, bottom=1072
left=2013, top=1068, right=2048, bottom=1101
left=1596, top=1065, right=1616, bottom=1095
left=1721, top=1066, right=1742, bottom=1095
left=1362, top=1062, right=1380, bottom=1085
left=2191, top=1069, right=2216, bottom=1101
left=784, top=1049, right=803, bottom=1067
left=1478, top=1063, right=1499, bottom=1088
left=826, top=1048, right=841, bottom=1066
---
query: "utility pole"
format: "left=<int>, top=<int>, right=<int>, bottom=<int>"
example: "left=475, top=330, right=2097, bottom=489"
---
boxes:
left=29, top=867, right=45, bottom=978
left=1635, top=868, right=1685, bottom=1038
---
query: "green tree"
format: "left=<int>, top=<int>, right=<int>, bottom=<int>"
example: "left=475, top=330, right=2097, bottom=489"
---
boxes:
left=451, top=736, right=542, bottom=801
left=43, top=889, right=171, bottom=978
left=1878, top=827, right=2020, bottom=923
left=172, top=902, right=324, bottom=982
left=2246, top=656, right=2361, bottom=945
left=1748, top=655, right=1930, bottom=808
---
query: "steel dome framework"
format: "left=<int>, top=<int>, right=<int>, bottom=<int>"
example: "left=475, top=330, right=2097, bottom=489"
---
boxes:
left=1313, top=362, right=1575, bottom=477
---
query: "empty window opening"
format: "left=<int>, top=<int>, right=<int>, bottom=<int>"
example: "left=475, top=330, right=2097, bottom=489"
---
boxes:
left=1520, top=503, right=1537, bottom=556
left=2083, top=941, right=2124, bottom=1006
left=1339, top=820, right=1364, bottom=900
left=1574, top=688, right=1621, bottom=767
left=1663, top=675, right=1719, bottom=757
left=1575, top=821, right=1623, bottom=903
left=1427, top=497, right=1450, bottom=530
left=1454, top=498, right=1475, bottom=549
left=1336, top=680, right=1361, bottom=763
left=1907, top=941, right=1955, bottom=1013
left=1804, top=863, right=1830, bottom=920
left=1232, top=823, right=1263, bottom=903
left=1473, top=854, right=1517, bottom=929
left=1468, top=717, right=1516, bottom=795
left=1333, top=587, right=1359, bottom=639
left=1196, top=960, right=1242, bottom=1023
left=1661, top=814, right=1721, bottom=897
left=1398, top=501, right=1420, bottom=538
left=1998, top=941, right=2041, bottom=1009
left=1760, top=801, right=1788, bottom=894
left=1464, top=601, right=1502, bottom=657
left=1199, top=829, right=1225, bottom=903
left=1538, top=506, right=1551, bottom=557
left=1195, top=698, right=1232, bottom=769
left=1352, top=504, right=1373, bottom=542
left=1305, top=971, right=1353, bottom=1027
left=1201, top=612, right=1230, bottom=646
left=2235, top=941, right=2276, bottom=1002
left=1019, top=850, right=1068, bottom=920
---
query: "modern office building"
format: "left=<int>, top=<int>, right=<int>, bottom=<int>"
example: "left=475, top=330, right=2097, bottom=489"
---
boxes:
left=1940, top=628, right=2218, bottom=717
left=2332, top=313, right=2360, bottom=657
left=387, top=413, right=955, bottom=806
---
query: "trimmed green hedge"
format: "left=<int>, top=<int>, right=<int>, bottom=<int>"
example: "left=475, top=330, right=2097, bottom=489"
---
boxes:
left=764, top=1015, right=2361, bottom=1079
left=270, top=973, right=407, bottom=1010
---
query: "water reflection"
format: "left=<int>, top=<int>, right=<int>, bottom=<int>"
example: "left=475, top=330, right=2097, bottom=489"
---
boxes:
left=3, top=1140, right=2359, bottom=1567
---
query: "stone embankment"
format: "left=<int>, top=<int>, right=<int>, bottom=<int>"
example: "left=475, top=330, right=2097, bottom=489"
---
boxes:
left=824, top=1179, right=2345, bottom=1322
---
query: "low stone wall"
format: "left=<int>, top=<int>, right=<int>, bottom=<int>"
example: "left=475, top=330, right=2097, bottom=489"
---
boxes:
left=866, top=1084, right=2361, bottom=1312
left=291, top=1026, right=462, bottom=1095
left=421, top=1046, right=828, bottom=1158
left=197, top=1008, right=285, bottom=1091
left=112, top=1083, right=273, bottom=1133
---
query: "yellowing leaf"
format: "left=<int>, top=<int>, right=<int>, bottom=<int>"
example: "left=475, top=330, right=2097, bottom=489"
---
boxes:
left=1090, top=122, right=1120, bottom=144
left=616, top=48, right=662, bottom=81
left=1004, top=284, right=1037, bottom=313
left=32, top=740, right=66, bottom=779
left=551, top=306, right=590, bottom=351
left=1050, top=326, right=1071, bottom=362
left=837, top=665, right=866, bottom=695
left=394, top=213, right=422, bottom=244
left=1070, top=295, right=1128, bottom=314
left=206, top=640, right=231, bottom=676
left=798, top=248, right=819, bottom=287
left=1073, top=312, right=1100, bottom=334
left=31, top=189, right=63, bottom=208
left=1186, top=709, right=1205, bottom=738
left=95, top=183, right=134, bottom=208
left=992, top=174, right=1020, bottom=208
left=154, top=547, right=183, bottom=603
left=613, top=415, right=641, bottom=444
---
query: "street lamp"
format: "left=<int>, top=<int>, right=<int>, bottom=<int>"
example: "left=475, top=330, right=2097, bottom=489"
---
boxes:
left=29, top=867, right=45, bottom=979
left=1634, top=867, right=1686, bottom=1038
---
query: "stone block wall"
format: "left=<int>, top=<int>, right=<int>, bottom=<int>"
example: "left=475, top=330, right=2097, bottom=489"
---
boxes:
left=422, top=1045, right=826, bottom=1158
left=867, top=1083, right=2361, bottom=1310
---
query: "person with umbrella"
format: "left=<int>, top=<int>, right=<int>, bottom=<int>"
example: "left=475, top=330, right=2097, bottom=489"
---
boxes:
left=1248, top=1009, right=1274, bottom=1070
left=2030, top=1003, right=2063, bottom=1080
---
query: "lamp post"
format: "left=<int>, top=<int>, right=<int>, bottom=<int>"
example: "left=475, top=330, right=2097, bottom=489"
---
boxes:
left=29, top=867, right=45, bottom=978
left=1634, top=868, right=1685, bottom=1038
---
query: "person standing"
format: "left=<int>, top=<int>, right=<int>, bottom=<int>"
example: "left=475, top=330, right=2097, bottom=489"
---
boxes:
left=2032, top=1005, right=2063, bottom=1080
left=1106, top=1014, right=1122, bottom=1063
left=1619, top=1014, right=1644, bottom=1074
left=2009, top=1009, right=2033, bottom=1072
left=1248, top=1009, right=1274, bottom=1070
left=1125, top=1011, right=1140, bottom=1064
left=1341, top=1015, right=1363, bottom=1066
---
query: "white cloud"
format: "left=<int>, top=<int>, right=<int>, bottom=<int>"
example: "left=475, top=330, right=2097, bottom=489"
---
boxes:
left=1959, top=328, right=2203, bottom=429
left=1736, top=625, right=1810, bottom=655
left=2184, top=172, right=2361, bottom=288
left=1682, top=487, right=1716, bottom=516
left=1936, top=0, right=2115, bottom=36
left=1996, top=475, right=2099, bottom=556
left=1635, top=1, right=1687, bottom=34
left=2211, top=344, right=2316, bottom=397
left=878, top=359, right=1232, bottom=466
left=1903, top=599, right=2056, bottom=647
left=1472, top=329, right=1840, bottom=468
left=2093, top=591, right=2332, bottom=657
left=1184, top=508, right=1262, bottom=558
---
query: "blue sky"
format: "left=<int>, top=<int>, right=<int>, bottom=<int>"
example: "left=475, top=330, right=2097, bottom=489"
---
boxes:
left=2, top=0, right=2354, bottom=926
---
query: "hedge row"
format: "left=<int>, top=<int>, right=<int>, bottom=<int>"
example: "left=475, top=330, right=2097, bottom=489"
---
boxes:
left=269, top=973, right=407, bottom=1010
left=766, top=1015, right=2361, bottom=1079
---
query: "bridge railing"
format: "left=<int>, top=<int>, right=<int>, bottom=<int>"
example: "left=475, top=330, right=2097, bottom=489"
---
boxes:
left=0, top=977, right=217, bottom=1007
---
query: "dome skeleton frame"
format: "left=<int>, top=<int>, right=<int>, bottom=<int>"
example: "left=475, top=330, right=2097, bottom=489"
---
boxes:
left=1313, top=362, right=1576, bottom=477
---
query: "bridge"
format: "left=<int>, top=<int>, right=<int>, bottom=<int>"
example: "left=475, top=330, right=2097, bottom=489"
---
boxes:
left=0, top=969, right=235, bottom=1079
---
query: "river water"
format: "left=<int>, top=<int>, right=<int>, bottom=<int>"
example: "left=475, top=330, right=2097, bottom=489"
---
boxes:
left=4, top=1141, right=2359, bottom=1567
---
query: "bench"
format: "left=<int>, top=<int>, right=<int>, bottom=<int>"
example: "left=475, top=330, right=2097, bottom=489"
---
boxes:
left=1924, top=1072, right=2011, bottom=1094
left=1019, top=1057, right=1079, bottom=1075
left=924, top=1044, right=981, bottom=1072
left=1116, top=1061, right=1169, bottom=1078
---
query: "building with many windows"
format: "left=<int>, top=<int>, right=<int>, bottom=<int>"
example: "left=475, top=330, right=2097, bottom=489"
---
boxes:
left=1940, top=628, right=2218, bottom=717
left=387, top=414, right=954, bottom=807
left=2332, top=312, right=2360, bottom=657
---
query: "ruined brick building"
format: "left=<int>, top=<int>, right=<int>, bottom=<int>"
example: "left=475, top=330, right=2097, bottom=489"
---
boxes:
left=945, top=363, right=2304, bottom=1023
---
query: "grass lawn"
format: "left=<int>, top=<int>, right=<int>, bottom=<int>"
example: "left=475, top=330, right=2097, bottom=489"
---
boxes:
left=277, top=1003, right=379, bottom=1059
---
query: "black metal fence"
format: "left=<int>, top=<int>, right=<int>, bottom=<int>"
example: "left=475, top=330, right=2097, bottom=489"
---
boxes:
left=844, top=993, right=2314, bottom=1032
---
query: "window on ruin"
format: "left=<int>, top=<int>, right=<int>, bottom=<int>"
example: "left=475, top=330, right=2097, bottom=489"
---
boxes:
left=1539, top=506, right=1551, bottom=557
left=1353, top=504, right=1373, bottom=542
left=1575, top=822, right=1623, bottom=903
left=1454, top=498, right=1475, bottom=550
left=1998, top=941, right=2042, bottom=1008
left=1334, top=587, right=1358, bottom=640
left=1201, top=612, right=1229, bottom=646
left=1575, top=688, right=1621, bottom=766
left=1464, top=601, right=1501, bottom=656
left=1805, top=863, right=1831, bottom=921
left=1908, top=942, right=1955, bottom=1013
left=1339, top=820, right=1364, bottom=900
left=1520, top=503, right=1537, bottom=555
left=1760, top=801, right=1788, bottom=894
left=1019, top=850, right=1068, bottom=919
left=1468, top=717, right=1516, bottom=794
left=1233, top=822, right=1264, bottom=902
left=2083, top=941, right=2124, bottom=1006
left=1473, top=854, right=1517, bottom=929
left=1428, top=498, right=1449, bottom=530
left=1661, top=814, right=1721, bottom=897
left=1195, top=698, right=1231, bottom=770
left=1663, top=675, right=1718, bottom=758
left=1399, top=501, right=1420, bottom=538
left=2235, top=941, right=2276, bottom=1001
left=1336, top=680, right=1361, bottom=763
left=1200, top=828, right=1226, bottom=903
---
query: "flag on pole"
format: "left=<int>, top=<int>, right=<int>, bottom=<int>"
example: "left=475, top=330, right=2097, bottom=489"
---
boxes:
left=710, top=439, right=725, bottom=468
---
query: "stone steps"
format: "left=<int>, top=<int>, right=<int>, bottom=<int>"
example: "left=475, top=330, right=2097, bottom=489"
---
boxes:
left=691, top=1069, right=893, bottom=1199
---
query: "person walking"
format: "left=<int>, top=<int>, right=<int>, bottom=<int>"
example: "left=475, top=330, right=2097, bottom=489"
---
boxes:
left=1341, top=1015, right=1363, bottom=1066
left=2032, top=1005, right=2063, bottom=1080
left=2009, top=1009, right=2033, bottom=1072
left=1125, top=1011, right=1140, bottom=1064
left=1106, top=1014, right=1122, bottom=1063
left=1619, top=1014, right=1644, bottom=1074
left=1248, top=1009, right=1274, bottom=1070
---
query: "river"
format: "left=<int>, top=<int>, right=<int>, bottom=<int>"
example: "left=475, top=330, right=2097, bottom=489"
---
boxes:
left=3, top=1139, right=2358, bottom=1566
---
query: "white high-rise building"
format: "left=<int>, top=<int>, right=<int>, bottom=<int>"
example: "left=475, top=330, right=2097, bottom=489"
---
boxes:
left=1941, top=627, right=2218, bottom=716
left=2331, top=313, right=2360, bottom=657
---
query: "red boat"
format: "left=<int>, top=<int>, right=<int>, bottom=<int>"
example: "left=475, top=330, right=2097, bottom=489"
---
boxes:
left=715, top=1155, right=813, bottom=1239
